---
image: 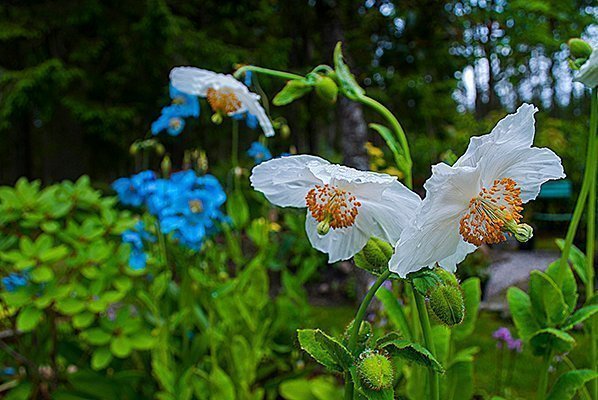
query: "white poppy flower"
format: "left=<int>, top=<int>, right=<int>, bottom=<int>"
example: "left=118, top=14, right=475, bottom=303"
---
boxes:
left=170, top=67, right=275, bottom=137
left=389, top=104, right=565, bottom=277
left=575, top=46, right=598, bottom=88
left=250, top=155, right=421, bottom=263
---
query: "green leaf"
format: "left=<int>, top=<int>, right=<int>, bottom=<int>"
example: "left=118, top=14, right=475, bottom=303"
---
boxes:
left=226, top=190, right=249, bottom=229
left=298, top=329, right=353, bottom=372
left=110, top=336, right=132, bottom=358
left=409, top=268, right=444, bottom=296
left=369, top=123, right=408, bottom=171
left=91, top=347, right=113, bottom=370
left=378, top=337, right=444, bottom=373
left=529, top=270, right=568, bottom=326
left=131, top=332, right=156, bottom=350
left=30, top=266, right=54, bottom=283
left=272, top=79, right=313, bottom=106
left=72, top=312, right=95, bottom=329
left=546, top=260, right=578, bottom=314
left=507, top=287, right=541, bottom=340
left=333, top=42, right=365, bottom=101
left=546, top=370, right=598, bottom=400
left=555, top=239, right=588, bottom=284
left=376, top=287, right=412, bottom=340
left=56, top=298, right=86, bottom=315
left=529, top=328, right=575, bottom=356
left=38, top=245, right=69, bottom=263
left=561, top=304, right=598, bottom=331
left=83, top=328, right=112, bottom=346
left=208, top=367, right=235, bottom=400
left=452, top=278, right=481, bottom=341
left=16, top=306, right=43, bottom=332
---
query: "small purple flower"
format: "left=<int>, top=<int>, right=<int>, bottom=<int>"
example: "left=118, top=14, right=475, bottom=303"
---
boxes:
left=507, top=338, right=523, bottom=353
left=493, top=327, right=512, bottom=342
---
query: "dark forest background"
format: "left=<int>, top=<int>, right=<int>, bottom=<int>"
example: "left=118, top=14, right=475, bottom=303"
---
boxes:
left=0, top=0, right=596, bottom=188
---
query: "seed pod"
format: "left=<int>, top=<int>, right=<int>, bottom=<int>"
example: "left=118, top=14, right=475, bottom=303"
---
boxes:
left=568, top=38, right=593, bottom=59
left=315, top=76, right=339, bottom=104
left=428, top=284, right=465, bottom=327
left=357, top=350, right=394, bottom=391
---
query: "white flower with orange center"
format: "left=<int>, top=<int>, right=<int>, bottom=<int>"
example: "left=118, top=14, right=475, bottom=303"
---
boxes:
left=575, top=45, right=598, bottom=88
left=250, top=155, right=421, bottom=263
left=389, top=104, right=565, bottom=277
left=169, top=67, right=274, bottom=137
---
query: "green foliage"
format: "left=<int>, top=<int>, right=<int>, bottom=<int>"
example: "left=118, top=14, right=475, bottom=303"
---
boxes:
left=353, top=237, right=394, bottom=276
left=546, top=370, right=598, bottom=400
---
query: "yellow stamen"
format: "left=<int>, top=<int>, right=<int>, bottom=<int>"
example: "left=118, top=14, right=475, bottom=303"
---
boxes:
left=206, top=88, right=242, bottom=114
left=305, top=184, right=361, bottom=235
left=459, top=178, right=532, bottom=246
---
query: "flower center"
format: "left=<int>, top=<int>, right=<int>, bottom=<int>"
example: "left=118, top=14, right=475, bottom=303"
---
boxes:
left=172, top=95, right=186, bottom=105
left=188, top=199, right=203, bottom=214
left=305, top=184, right=361, bottom=234
left=169, top=118, right=183, bottom=129
left=206, top=88, right=242, bottom=114
left=459, top=178, right=532, bottom=246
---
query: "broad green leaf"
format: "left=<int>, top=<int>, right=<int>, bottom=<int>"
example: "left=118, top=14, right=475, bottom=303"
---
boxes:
left=507, top=287, right=540, bottom=340
left=272, top=80, right=312, bottom=106
left=561, top=304, right=598, bottom=331
left=38, top=245, right=69, bottom=263
left=529, top=328, right=575, bottom=356
left=546, top=370, right=598, bottom=400
left=378, top=338, right=444, bottom=373
left=83, top=328, right=112, bottom=346
left=376, top=287, right=412, bottom=340
left=56, top=298, right=86, bottom=315
left=279, top=379, right=319, bottom=400
left=91, top=347, right=113, bottom=370
left=72, top=312, right=95, bottom=329
left=226, top=190, right=249, bottom=229
left=16, top=306, right=43, bottom=332
left=333, top=42, right=365, bottom=100
left=110, top=336, right=132, bottom=358
left=131, top=332, right=156, bottom=350
left=546, top=260, right=578, bottom=314
left=529, top=270, right=568, bottom=326
left=452, top=278, right=481, bottom=341
left=30, top=266, right=54, bottom=283
left=555, top=239, right=588, bottom=284
left=298, top=329, right=353, bottom=372
left=208, top=367, right=235, bottom=400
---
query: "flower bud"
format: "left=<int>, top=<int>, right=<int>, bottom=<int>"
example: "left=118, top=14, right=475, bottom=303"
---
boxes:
left=315, top=76, right=338, bottom=104
left=281, top=124, right=291, bottom=139
left=434, top=268, right=459, bottom=287
left=129, top=142, right=139, bottom=156
left=161, top=155, right=171, bottom=178
left=568, top=38, right=593, bottom=59
left=155, top=143, right=165, bottom=156
left=428, top=284, right=465, bottom=327
left=357, top=350, right=394, bottom=391
left=354, top=237, right=393, bottom=275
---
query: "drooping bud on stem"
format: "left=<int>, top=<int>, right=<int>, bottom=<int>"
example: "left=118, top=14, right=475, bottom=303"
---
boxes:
left=354, top=237, right=393, bottom=275
left=315, top=76, right=339, bottom=104
left=568, top=38, right=593, bottom=60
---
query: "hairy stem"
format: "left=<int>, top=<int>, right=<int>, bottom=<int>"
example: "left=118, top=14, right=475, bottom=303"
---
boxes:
left=234, top=65, right=303, bottom=81
left=414, top=290, right=439, bottom=400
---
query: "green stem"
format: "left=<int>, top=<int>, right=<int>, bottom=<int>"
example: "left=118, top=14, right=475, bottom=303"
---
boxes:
left=414, top=290, right=439, bottom=400
left=558, top=90, right=598, bottom=284
left=563, top=356, right=593, bottom=400
left=231, top=120, right=240, bottom=190
left=156, top=221, right=171, bottom=275
left=537, top=350, right=553, bottom=400
left=344, top=270, right=392, bottom=400
left=234, top=65, right=303, bottom=81
left=587, top=89, right=597, bottom=400
left=357, top=95, right=413, bottom=188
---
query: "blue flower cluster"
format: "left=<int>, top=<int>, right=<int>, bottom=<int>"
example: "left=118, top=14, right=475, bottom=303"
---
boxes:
left=113, top=170, right=227, bottom=252
left=2, top=272, right=28, bottom=292
left=122, top=222, right=155, bottom=270
left=152, top=86, right=200, bottom=136
left=247, top=142, right=272, bottom=164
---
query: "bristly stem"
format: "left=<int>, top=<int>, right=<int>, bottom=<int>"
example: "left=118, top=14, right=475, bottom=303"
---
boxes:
left=344, top=270, right=392, bottom=400
left=234, top=65, right=304, bottom=81
left=557, top=89, right=597, bottom=285
left=414, top=289, right=439, bottom=400
left=356, top=95, right=413, bottom=188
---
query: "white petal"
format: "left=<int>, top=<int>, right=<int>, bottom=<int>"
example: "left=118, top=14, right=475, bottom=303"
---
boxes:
left=305, top=214, right=370, bottom=263
left=479, top=146, right=565, bottom=202
left=250, top=155, right=329, bottom=207
left=309, top=164, right=397, bottom=198
left=170, top=67, right=223, bottom=97
left=575, top=48, right=598, bottom=88
left=357, top=181, right=421, bottom=244
left=235, top=90, right=275, bottom=137
left=437, top=239, right=477, bottom=273
left=455, top=104, right=537, bottom=168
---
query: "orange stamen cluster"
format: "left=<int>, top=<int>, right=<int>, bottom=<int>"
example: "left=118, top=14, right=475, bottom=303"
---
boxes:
left=206, top=88, right=242, bottom=114
left=305, top=184, right=361, bottom=229
left=459, top=178, right=523, bottom=246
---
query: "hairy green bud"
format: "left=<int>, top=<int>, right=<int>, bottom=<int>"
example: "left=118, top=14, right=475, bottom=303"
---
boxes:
left=357, top=351, right=394, bottom=391
left=428, top=284, right=465, bottom=327
left=353, top=237, right=393, bottom=275
left=434, top=268, right=459, bottom=287
left=568, top=38, right=593, bottom=59
left=315, top=76, right=339, bottom=104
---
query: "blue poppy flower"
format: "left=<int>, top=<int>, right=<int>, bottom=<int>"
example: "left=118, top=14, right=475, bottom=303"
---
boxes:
left=231, top=111, right=259, bottom=130
left=169, top=86, right=200, bottom=118
left=2, top=272, right=28, bottom=292
left=112, top=170, right=157, bottom=207
left=151, top=112, right=186, bottom=136
left=244, top=71, right=253, bottom=87
left=247, top=142, right=272, bottom=164
left=122, top=222, right=155, bottom=270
